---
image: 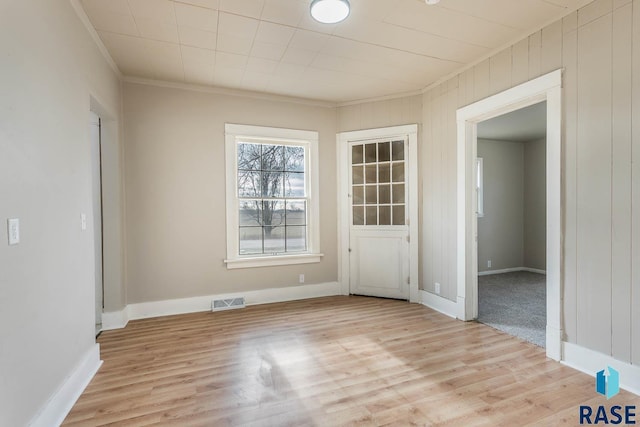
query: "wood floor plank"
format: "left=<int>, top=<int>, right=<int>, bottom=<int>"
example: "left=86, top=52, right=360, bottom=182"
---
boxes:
left=64, top=296, right=640, bottom=426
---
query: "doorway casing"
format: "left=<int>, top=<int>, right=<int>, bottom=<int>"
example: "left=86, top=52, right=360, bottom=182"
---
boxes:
left=456, top=69, right=562, bottom=360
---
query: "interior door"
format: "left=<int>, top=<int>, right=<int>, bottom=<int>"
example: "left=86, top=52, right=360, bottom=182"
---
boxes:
left=90, top=111, right=103, bottom=334
left=349, top=138, right=409, bottom=299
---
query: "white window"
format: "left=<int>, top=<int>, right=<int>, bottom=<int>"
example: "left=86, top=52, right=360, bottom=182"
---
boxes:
left=224, top=124, right=322, bottom=269
left=476, top=157, right=484, bottom=217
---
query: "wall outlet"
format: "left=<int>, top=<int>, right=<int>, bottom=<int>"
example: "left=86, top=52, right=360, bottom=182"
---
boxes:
left=7, top=218, right=19, bottom=245
left=487, top=260, right=492, bottom=268
left=435, top=282, right=441, bottom=294
left=299, top=274, right=305, bottom=284
left=81, top=213, right=87, bottom=231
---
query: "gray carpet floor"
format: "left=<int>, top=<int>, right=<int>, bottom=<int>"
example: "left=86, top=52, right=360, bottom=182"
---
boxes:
left=477, top=271, right=546, bottom=347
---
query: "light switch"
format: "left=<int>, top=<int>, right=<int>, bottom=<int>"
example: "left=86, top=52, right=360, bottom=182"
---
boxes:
left=81, top=213, right=87, bottom=231
left=7, top=218, right=19, bottom=245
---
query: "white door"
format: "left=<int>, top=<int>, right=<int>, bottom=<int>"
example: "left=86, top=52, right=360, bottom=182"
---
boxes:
left=348, top=138, right=410, bottom=299
left=90, top=111, right=103, bottom=333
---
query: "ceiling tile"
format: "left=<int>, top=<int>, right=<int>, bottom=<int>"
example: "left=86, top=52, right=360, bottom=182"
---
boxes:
left=219, top=0, right=265, bottom=19
left=250, top=41, right=287, bottom=60
left=288, top=29, right=330, bottom=51
left=175, top=2, right=218, bottom=31
left=178, top=26, right=217, bottom=50
left=217, top=34, right=254, bottom=56
left=87, top=11, right=139, bottom=36
left=281, top=47, right=318, bottom=66
left=213, top=66, right=244, bottom=87
left=261, top=0, right=306, bottom=26
left=181, top=45, right=216, bottom=66
left=254, top=21, right=295, bottom=45
left=137, top=19, right=180, bottom=43
left=128, top=0, right=176, bottom=24
left=215, top=51, right=249, bottom=68
left=218, top=12, right=259, bottom=39
left=81, top=0, right=132, bottom=16
left=175, top=0, right=219, bottom=10
left=439, top=0, right=565, bottom=29
left=246, top=56, right=279, bottom=74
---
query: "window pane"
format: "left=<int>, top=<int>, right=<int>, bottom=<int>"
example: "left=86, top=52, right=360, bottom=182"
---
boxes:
left=353, top=206, right=364, bottom=225
left=379, top=184, right=390, bottom=204
left=378, top=163, right=390, bottom=183
left=261, top=144, right=284, bottom=171
left=238, top=171, right=261, bottom=197
left=365, top=185, right=377, bottom=205
left=239, top=227, right=262, bottom=254
left=239, top=200, right=262, bottom=226
left=262, top=201, right=284, bottom=229
left=392, top=183, right=405, bottom=204
left=392, top=140, right=404, bottom=161
left=285, top=146, right=304, bottom=172
left=286, top=225, right=306, bottom=252
left=392, top=162, right=405, bottom=183
left=366, top=206, right=377, bottom=225
left=365, top=164, right=377, bottom=184
left=352, top=166, right=364, bottom=185
left=392, top=205, right=405, bottom=225
left=238, top=143, right=261, bottom=171
left=286, top=201, right=306, bottom=225
left=262, top=172, right=284, bottom=197
left=378, top=142, right=390, bottom=162
left=352, top=145, right=363, bottom=164
left=352, top=186, right=364, bottom=204
left=365, top=143, right=376, bottom=163
left=379, top=206, right=391, bottom=225
left=263, top=226, right=285, bottom=253
left=285, top=172, right=305, bottom=197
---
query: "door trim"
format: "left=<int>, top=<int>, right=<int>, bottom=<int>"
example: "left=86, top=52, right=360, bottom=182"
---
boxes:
left=456, top=69, right=562, bottom=361
left=337, top=124, right=419, bottom=303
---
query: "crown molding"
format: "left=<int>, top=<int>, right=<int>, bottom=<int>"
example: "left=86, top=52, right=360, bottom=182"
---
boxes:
left=122, top=76, right=338, bottom=108
left=69, top=0, right=122, bottom=79
left=335, top=88, right=424, bottom=107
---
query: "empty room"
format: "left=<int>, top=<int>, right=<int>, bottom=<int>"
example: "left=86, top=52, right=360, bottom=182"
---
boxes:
left=2, top=0, right=640, bottom=426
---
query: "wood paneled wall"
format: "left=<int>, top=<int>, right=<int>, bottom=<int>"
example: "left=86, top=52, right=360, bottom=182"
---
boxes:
left=420, top=0, right=640, bottom=364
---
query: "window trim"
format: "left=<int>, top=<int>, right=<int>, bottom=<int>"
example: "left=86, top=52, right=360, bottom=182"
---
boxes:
left=224, top=123, right=322, bottom=269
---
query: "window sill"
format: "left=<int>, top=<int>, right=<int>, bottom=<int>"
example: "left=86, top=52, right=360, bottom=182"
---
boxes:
left=224, top=253, right=324, bottom=269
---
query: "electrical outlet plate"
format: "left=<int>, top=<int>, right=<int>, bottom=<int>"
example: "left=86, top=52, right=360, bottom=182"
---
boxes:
left=435, top=282, right=441, bottom=294
left=7, top=218, right=19, bottom=245
left=299, top=274, right=305, bottom=284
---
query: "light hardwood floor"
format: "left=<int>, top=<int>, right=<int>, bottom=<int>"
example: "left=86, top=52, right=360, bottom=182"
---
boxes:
left=64, top=296, right=640, bottom=426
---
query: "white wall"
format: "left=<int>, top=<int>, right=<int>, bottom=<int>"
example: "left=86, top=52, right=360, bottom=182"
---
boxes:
left=523, top=137, right=546, bottom=270
left=421, top=0, right=640, bottom=364
left=123, top=82, right=338, bottom=303
left=477, top=139, right=525, bottom=272
left=0, top=0, right=122, bottom=425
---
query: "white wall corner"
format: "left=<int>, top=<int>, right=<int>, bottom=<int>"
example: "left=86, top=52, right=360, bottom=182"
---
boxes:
left=29, top=344, right=102, bottom=427
left=562, top=342, right=640, bottom=397
left=101, top=309, right=129, bottom=331
left=421, top=290, right=458, bottom=318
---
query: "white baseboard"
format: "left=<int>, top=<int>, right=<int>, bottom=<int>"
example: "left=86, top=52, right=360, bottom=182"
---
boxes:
left=29, top=344, right=102, bottom=427
left=101, top=309, right=129, bottom=330
left=478, top=266, right=546, bottom=276
left=562, top=342, right=640, bottom=397
left=119, top=282, right=341, bottom=323
left=420, top=290, right=457, bottom=318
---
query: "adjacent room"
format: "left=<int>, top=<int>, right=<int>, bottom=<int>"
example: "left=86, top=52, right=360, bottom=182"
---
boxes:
left=2, top=0, right=640, bottom=426
left=476, top=102, right=547, bottom=348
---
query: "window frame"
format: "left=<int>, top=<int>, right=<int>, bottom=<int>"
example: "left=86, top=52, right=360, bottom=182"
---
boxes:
left=224, top=123, right=322, bottom=269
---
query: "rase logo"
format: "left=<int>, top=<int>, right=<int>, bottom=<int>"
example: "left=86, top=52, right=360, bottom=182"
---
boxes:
left=579, top=366, right=636, bottom=425
left=597, top=366, right=620, bottom=400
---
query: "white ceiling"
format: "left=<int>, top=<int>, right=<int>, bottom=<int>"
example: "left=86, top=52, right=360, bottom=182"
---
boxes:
left=80, top=0, right=590, bottom=103
left=478, top=101, right=547, bottom=142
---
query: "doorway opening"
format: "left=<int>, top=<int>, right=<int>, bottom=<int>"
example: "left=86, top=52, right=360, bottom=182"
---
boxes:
left=90, top=111, right=104, bottom=336
left=337, top=125, right=420, bottom=303
left=476, top=102, right=547, bottom=347
left=456, top=70, right=562, bottom=360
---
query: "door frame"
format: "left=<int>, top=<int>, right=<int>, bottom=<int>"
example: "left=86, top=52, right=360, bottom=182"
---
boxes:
left=337, top=124, right=420, bottom=303
left=456, top=69, right=562, bottom=360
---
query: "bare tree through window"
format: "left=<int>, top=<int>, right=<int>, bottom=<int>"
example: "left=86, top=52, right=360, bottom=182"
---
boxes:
left=237, top=142, right=306, bottom=255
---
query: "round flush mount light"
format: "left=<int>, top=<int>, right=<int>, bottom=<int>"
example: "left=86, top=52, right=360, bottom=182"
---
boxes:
left=425, top=0, right=440, bottom=4
left=310, top=0, right=350, bottom=24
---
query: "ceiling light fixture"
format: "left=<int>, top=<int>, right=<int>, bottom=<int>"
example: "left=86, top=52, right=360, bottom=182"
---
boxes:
left=310, top=0, right=350, bottom=24
left=425, top=0, right=440, bottom=4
